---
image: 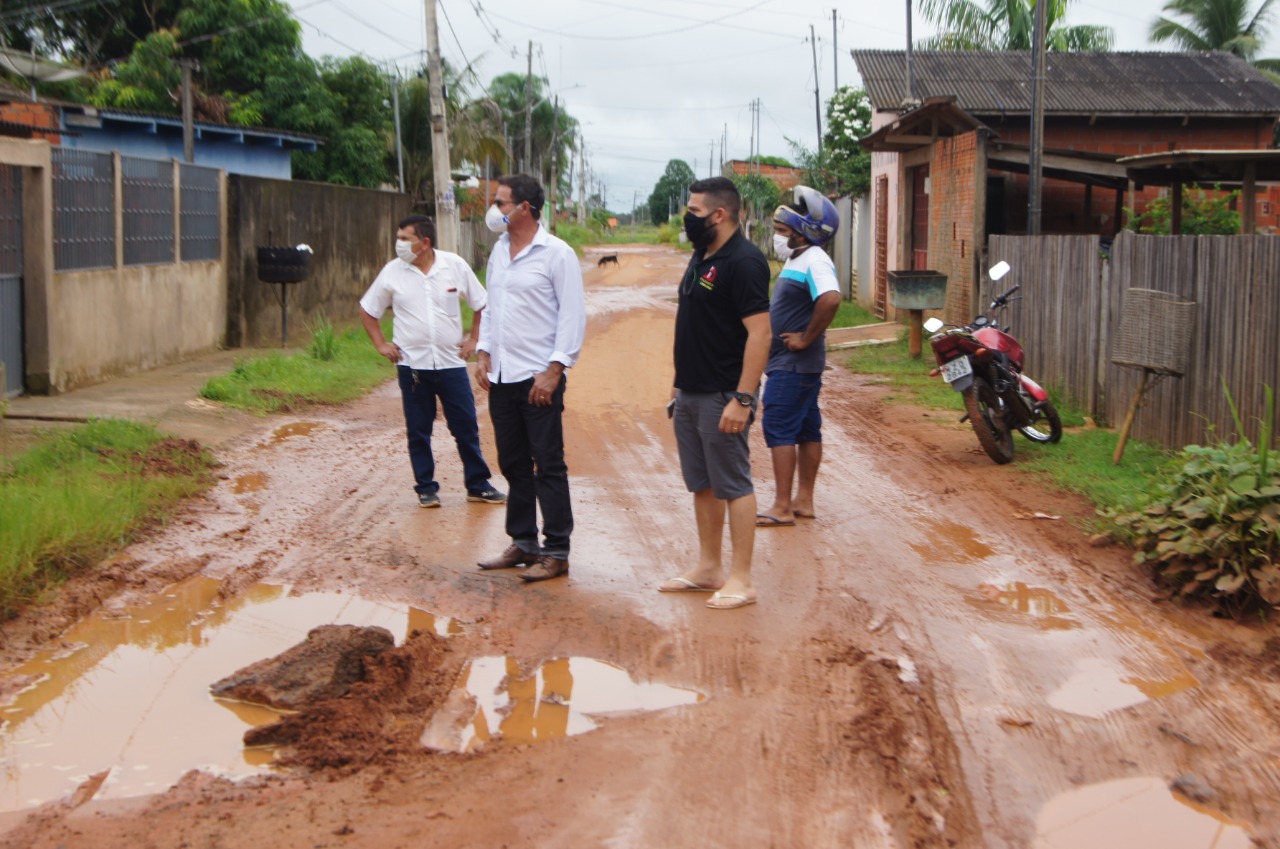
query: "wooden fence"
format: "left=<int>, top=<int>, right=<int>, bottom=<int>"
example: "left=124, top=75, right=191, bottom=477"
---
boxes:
left=988, top=231, right=1280, bottom=451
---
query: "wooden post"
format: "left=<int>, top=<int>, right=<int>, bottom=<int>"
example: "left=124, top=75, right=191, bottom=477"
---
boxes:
left=1170, top=181, right=1182, bottom=235
left=908, top=309, right=924, bottom=358
left=1112, top=367, right=1149, bottom=464
left=1242, top=162, right=1257, bottom=234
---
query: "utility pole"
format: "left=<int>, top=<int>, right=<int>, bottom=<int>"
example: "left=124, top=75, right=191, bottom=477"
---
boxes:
left=709, top=141, right=715, bottom=177
left=524, top=41, right=533, bottom=173
left=391, top=70, right=405, bottom=193
left=180, top=58, right=196, bottom=163
left=810, top=25, right=822, bottom=154
left=577, top=132, right=586, bottom=224
left=1027, top=0, right=1048, bottom=235
left=424, top=0, right=457, bottom=251
left=832, top=9, right=839, bottom=91
left=905, top=0, right=916, bottom=104
left=549, top=94, right=560, bottom=233
left=631, top=189, right=637, bottom=238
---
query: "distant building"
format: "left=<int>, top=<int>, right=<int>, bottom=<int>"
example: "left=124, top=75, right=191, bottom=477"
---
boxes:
left=722, top=159, right=805, bottom=193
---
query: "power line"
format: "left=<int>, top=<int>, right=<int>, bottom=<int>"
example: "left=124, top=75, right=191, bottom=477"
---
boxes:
left=481, top=0, right=793, bottom=42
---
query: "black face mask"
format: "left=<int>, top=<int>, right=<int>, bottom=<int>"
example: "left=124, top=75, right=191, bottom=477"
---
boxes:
left=683, top=210, right=716, bottom=249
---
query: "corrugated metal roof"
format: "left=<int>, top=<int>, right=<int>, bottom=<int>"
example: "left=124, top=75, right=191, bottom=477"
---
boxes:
left=851, top=51, right=1280, bottom=116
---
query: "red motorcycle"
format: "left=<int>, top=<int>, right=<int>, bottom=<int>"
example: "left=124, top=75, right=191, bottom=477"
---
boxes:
left=924, top=262, right=1062, bottom=464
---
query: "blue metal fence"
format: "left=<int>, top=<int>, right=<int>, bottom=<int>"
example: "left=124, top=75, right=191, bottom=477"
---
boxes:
left=51, top=148, right=114, bottom=271
left=180, top=163, right=220, bottom=261
left=122, top=155, right=174, bottom=266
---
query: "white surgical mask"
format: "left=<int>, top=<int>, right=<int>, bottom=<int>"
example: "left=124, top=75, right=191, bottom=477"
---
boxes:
left=773, top=234, right=794, bottom=260
left=395, top=239, right=418, bottom=263
left=485, top=204, right=509, bottom=234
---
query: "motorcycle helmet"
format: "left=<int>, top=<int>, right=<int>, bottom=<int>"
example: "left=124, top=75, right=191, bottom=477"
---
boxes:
left=773, top=185, right=839, bottom=246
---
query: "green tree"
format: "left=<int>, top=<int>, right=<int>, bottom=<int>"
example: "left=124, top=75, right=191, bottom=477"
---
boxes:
left=918, top=0, right=1115, bottom=50
left=1150, top=0, right=1280, bottom=74
left=2, top=0, right=181, bottom=67
left=730, top=172, right=782, bottom=223
left=647, top=159, right=696, bottom=225
left=1125, top=185, right=1243, bottom=234
left=86, top=30, right=182, bottom=113
left=485, top=73, right=579, bottom=195
left=822, top=86, right=873, bottom=197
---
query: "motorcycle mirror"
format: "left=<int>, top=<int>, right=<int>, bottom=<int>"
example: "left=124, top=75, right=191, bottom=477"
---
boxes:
left=923, top=317, right=944, bottom=333
left=973, top=315, right=988, bottom=327
left=989, top=261, right=1011, bottom=281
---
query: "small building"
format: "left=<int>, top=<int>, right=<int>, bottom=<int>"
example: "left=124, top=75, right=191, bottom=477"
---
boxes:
left=0, top=98, right=320, bottom=179
left=722, top=159, right=806, bottom=194
left=852, top=50, right=1280, bottom=321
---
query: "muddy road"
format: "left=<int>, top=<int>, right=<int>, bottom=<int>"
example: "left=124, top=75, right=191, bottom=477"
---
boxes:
left=1, top=244, right=1277, bottom=848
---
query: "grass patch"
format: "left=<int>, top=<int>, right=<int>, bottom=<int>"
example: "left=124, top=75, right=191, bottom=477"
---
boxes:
left=840, top=331, right=1171, bottom=514
left=0, top=419, right=217, bottom=618
left=1014, top=428, right=1172, bottom=514
left=831, top=298, right=881, bottom=330
left=200, top=325, right=393, bottom=414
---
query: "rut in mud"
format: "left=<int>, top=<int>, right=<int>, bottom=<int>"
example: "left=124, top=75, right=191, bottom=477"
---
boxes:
left=0, top=244, right=1277, bottom=849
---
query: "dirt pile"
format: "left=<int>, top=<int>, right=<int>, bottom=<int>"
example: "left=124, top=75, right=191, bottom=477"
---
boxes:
left=211, top=623, right=396, bottom=710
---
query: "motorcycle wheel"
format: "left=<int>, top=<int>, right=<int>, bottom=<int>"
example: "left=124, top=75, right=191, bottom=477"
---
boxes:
left=1019, top=399, right=1063, bottom=444
left=963, top=376, right=1015, bottom=464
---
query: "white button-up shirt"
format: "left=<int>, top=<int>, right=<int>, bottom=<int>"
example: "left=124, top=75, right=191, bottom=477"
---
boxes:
left=359, top=250, right=487, bottom=371
left=478, top=225, right=586, bottom=384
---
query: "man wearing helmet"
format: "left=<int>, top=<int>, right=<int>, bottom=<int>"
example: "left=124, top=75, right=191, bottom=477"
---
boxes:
left=756, top=186, right=842, bottom=527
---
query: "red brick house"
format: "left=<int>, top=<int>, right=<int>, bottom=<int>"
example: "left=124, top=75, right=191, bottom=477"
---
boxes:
left=722, top=159, right=805, bottom=194
left=852, top=51, right=1280, bottom=321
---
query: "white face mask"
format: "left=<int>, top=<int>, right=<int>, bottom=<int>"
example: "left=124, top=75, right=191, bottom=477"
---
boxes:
left=773, top=234, right=794, bottom=260
left=485, top=204, right=509, bottom=234
left=395, top=238, right=419, bottom=263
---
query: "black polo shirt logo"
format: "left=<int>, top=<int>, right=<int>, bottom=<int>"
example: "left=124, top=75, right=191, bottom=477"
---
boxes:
left=700, top=266, right=717, bottom=291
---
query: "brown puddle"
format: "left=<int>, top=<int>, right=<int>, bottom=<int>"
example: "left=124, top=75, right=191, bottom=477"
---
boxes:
left=1046, top=656, right=1198, bottom=718
left=420, top=656, right=703, bottom=753
left=967, top=582, right=1080, bottom=631
left=232, top=472, right=269, bottom=494
left=910, top=517, right=995, bottom=562
left=1034, top=776, right=1253, bottom=848
left=268, top=421, right=323, bottom=445
left=0, top=578, right=457, bottom=812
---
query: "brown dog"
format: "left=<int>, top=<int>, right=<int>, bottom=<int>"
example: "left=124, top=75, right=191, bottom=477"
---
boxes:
left=597, top=254, right=619, bottom=267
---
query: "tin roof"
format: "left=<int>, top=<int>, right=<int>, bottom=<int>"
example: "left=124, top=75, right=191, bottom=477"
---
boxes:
left=851, top=50, right=1280, bottom=117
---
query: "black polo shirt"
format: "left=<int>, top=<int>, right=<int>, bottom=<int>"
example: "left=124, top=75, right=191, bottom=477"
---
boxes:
left=673, top=230, right=770, bottom=392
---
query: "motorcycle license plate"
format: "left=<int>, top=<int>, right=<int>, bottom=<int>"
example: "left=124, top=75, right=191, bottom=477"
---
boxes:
left=940, top=357, right=973, bottom=384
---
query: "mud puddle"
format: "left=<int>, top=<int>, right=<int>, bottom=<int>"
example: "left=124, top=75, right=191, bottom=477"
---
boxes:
left=1034, top=776, right=1253, bottom=848
left=0, top=577, right=455, bottom=812
left=421, top=656, right=703, bottom=752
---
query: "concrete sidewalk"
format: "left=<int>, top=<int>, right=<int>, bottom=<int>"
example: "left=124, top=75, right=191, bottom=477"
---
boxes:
left=2, top=349, right=271, bottom=454
left=826, top=321, right=903, bottom=350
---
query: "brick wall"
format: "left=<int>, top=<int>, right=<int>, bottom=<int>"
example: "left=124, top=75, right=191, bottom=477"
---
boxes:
left=985, top=115, right=1274, bottom=235
left=928, top=132, right=979, bottom=322
left=0, top=102, right=60, bottom=143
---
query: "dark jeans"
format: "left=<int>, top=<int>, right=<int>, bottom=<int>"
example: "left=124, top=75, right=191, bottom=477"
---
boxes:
left=489, top=375, right=573, bottom=558
left=397, top=365, right=492, bottom=496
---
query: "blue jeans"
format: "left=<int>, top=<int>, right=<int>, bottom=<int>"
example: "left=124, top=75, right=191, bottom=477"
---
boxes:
left=397, top=366, right=492, bottom=496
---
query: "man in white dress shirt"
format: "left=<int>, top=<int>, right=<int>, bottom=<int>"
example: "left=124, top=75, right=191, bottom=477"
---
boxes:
left=474, top=174, right=586, bottom=582
left=360, top=215, right=505, bottom=509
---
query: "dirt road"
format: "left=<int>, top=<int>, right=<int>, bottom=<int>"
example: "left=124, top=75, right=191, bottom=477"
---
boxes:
left=1, top=244, right=1277, bottom=848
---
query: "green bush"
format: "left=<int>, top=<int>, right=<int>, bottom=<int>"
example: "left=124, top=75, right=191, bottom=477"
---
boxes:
left=1106, top=385, right=1279, bottom=616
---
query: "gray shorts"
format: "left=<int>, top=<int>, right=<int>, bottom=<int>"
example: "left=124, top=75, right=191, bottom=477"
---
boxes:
left=673, top=390, right=754, bottom=500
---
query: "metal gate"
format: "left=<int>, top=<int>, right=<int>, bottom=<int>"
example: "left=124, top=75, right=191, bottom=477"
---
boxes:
left=0, top=164, right=21, bottom=397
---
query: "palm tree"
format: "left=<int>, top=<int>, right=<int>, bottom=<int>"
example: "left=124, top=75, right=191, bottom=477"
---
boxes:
left=918, top=0, right=1114, bottom=50
left=1150, top=0, right=1280, bottom=75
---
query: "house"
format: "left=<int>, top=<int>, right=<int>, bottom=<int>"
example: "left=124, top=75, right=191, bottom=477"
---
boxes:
left=0, top=97, right=320, bottom=179
left=722, top=159, right=806, bottom=194
left=851, top=50, right=1280, bottom=321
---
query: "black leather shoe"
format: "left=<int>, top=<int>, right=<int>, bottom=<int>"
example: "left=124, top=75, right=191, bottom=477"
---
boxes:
left=477, top=544, right=539, bottom=570
left=519, top=556, right=569, bottom=582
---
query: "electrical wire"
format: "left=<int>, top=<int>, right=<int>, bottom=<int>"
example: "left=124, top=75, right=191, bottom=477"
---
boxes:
left=481, top=0, right=792, bottom=42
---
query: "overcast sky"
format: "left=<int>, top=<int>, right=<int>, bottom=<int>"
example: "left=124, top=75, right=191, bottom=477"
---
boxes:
left=285, top=0, right=1280, bottom=212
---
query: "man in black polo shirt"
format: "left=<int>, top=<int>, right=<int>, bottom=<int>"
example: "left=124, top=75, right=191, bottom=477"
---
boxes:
left=657, top=177, right=771, bottom=610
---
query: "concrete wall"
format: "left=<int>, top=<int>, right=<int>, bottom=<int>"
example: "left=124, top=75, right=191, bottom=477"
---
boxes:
left=51, top=261, right=225, bottom=389
left=226, top=176, right=411, bottom=348
left=0, top=139, right=229, bottom=394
